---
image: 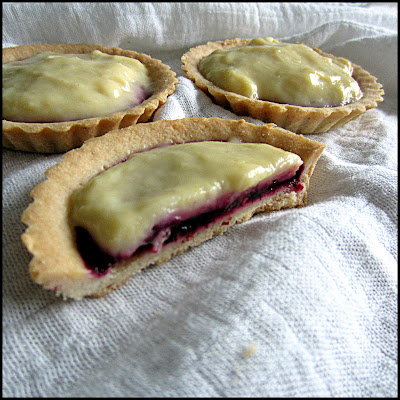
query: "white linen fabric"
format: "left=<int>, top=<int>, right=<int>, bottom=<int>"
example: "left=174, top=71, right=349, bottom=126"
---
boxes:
left=2, top=2, right=398, bottom=397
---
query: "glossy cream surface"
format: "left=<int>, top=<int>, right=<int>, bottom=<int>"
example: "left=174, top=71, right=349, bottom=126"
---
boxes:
left=70, top=141, right=303, bottom=256
left=2, top=50, right=151, bottom=122
left=198, top=37, right=363, bottom=107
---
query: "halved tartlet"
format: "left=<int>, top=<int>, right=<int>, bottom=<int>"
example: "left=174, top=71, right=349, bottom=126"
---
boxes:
left=182, top=38, right=384, bottom=134
left=21, top=117, right=325, bottom=300
left=3, top=43, right=177, bottom=153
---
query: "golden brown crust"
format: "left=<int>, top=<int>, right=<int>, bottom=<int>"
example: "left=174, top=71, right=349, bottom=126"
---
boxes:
left=3, top=43, right=178, bottom=153
left=181, top=38, right=384, bottom=134
left=21, top=117, right=325, bottom=299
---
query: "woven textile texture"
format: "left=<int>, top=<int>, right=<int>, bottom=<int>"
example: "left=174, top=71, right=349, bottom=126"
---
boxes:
left=2, top=2, right=397, bottom=397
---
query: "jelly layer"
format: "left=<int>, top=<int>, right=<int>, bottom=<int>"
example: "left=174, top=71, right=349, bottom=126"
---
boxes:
left=70, top=141, right=303, bottom=257
left=75, top=164, right=304, bottom=276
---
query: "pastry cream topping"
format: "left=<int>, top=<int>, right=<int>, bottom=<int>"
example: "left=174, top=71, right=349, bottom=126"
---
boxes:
left=2, top=50, right=151, bottom=122
left=70, top=141, right=303, bottom=256
left=198, top=37, right=363, bottom=107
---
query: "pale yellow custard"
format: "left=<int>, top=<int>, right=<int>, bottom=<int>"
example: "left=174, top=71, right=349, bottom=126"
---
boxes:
left=2, top=50, right=151, bottom=122
left=198, top=37, right=363, bottom=107
left=69, top=141, right=302, bottom=256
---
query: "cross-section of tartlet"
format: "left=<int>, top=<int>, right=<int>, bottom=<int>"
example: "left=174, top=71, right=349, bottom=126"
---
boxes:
left=3, top=43, right=177, bottom=153
left=182, top=38, right=384, bottom=134
left=21, top=117, right=325, bottom=299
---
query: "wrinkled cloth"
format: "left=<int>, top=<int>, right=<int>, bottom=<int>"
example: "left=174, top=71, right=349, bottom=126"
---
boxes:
left=2, top=2, right=398, bottom=397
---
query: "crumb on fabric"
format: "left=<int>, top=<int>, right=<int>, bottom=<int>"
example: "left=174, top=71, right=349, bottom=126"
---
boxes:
left=241, top=341, right=256, bottom=358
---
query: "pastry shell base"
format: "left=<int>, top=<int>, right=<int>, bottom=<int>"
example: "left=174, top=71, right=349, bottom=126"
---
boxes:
left=181, top=38, right=384, bottom=134
left=3, top=43, right=178, bottom=153
left=21, top=117, right=326, bottom=300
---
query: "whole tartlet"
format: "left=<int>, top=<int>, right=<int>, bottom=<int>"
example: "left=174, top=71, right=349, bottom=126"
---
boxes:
left=3, top=43, right=177, bottom=153
left=181, top=38, right=384, bottom=134
left=21, top=117, right=325, bottom=299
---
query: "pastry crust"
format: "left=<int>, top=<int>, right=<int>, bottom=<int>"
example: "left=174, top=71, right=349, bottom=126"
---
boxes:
left=21, top=117, right=325, bottom=299
left=181, top=38, right=384, bottom=134
left=3, top=43, right=178, bottom=153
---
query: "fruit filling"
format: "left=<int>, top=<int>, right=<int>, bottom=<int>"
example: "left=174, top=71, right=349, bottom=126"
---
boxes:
left=69, top=141, right=304, bottom=276
left=75, top=164, right=304, bottom=276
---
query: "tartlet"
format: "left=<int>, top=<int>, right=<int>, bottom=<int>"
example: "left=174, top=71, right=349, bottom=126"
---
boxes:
left=3, top=43, right=177, bottom=153
left=181, top=38, right=384, bottom=134
left=21, top=117, right=325, bottom=300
